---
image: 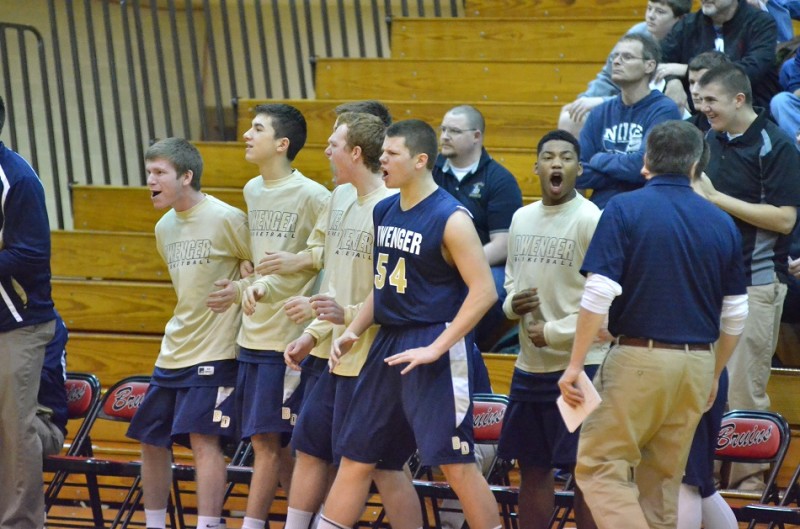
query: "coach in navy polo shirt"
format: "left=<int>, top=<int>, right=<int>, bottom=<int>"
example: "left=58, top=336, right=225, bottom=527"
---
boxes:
left=433, top=105, right=522, bottom=351
left=558, top=120, right=748, bottom=529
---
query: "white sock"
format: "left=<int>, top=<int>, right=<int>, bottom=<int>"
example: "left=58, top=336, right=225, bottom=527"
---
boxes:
left=144, top=508, right=167, bottom=529
left=197, top=515, right=222, bottom=529
left=316, top=515, right=348, bottom=529
left=285, top=507, right=315, bottom=529
left=241, top=517, right=267, bottom=529
left=676, top=484, right=702, bottom=529
left=701, top=491, right=739, bottom=529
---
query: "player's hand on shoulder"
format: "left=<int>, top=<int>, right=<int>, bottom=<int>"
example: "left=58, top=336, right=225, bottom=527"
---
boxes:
left=385, top=346, right=442, bottom=375
left=284, top=296, right=313, bottom=324
left=206, top=279, right=237, bottom=313
left=511, top=288, right=540, bottom=316
left=242, top=284, right=267, bottom=316
left=310, top=294, right=345, bottom=325
left=558, top=365, right=585, bottom=408
left=330, top=329, right=359, bottom=371
left=285, top=333, right=315, bottom=371
left=664, top=78, right=688, bottom=114
left=692, top=173, right=718, bottom=202
left=568, top=97, right=603, bottom=123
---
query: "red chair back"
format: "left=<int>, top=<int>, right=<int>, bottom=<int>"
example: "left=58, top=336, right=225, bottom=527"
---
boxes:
left=473, top=394, right=508, bottom=443
left=715, top=410, right=789, bottom=463
left=97, top=377, right=150, bottom=422
left=65, top=372, right=101, bottom=420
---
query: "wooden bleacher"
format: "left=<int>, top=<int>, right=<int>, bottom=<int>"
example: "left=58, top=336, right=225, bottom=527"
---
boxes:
left=52, top=0, right=800, bottom=524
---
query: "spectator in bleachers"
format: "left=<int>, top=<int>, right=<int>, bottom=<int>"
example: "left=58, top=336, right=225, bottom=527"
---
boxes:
left=656, top=0, right=780, bottom=113
left=694, top=63, right=800, bottom=491
left=0, top=94, right=58, bottom=529
left=35, top=313, right=69, bottom=458
left=433, top=105, right=522, bottom=351
left=770, top=50, right=800, bottom=149
left=558, top=0, right=691, bottom=137
left=685, top=51, right=733, bottom=131
left=576, top=33, right=682, bottom=209
left=126, top=138, right=251, bottom=529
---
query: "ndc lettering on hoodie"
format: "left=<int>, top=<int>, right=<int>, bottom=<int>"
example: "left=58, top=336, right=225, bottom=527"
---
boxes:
left=164, top=239, right=212, bottom=269
left=603, top=122, right=644, bottom=152
left=512, top=235, right=576, bottom=266
left=249, top=209, right=298, bottom=239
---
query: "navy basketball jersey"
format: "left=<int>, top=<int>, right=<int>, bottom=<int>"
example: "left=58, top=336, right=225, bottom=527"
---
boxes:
left=372, top=188, right=468, bottom=326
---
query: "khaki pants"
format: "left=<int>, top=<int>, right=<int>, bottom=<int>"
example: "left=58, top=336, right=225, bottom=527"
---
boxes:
left=576, top=344, right=713, bottom=529
left=726, top=281, right=787, bottom=489
left=0, top=320, right=55, bottom=529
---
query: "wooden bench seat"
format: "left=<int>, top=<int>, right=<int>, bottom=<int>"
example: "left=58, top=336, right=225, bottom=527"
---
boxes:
left=314, top=58, right=601, bottom=102
left=391, top=17, right=639, bottom=62
left=464, top=0, right=650, bottom=17
left=52, top=230, right=162, bottom=281
left=236, top=99, right=562, bottom=150
left=71, top=185, right=245, bottom=232
left=53, top=278, right=175, bottom=334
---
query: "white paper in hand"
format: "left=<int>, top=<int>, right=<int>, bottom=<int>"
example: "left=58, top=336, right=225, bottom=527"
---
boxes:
left=556, top=370, right=602, bottom=433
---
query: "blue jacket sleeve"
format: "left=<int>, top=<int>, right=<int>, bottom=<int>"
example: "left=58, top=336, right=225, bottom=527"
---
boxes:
left=576, top=109, right=611, bottom=190
left=0, top=176, right=52, bottom=276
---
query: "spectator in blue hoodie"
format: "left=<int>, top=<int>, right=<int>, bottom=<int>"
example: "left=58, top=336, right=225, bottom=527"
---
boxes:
left=0, top=94, right=58, bottom=529
left=576, top=33, right=682, bottom=209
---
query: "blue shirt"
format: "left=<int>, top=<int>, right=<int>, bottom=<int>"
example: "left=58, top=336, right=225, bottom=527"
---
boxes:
left=577, top=91, right=681, bottom=209
left=372, top=188, right=467, bottom=327
left=433, top=148, right=522, bottom=245
left=582, top=175, right=747, bottom=343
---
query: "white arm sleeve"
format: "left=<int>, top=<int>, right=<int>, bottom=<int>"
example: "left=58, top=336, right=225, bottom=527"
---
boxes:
left=720, top=294, right=748, bottom=335
left=580, top=273, right=622, bottom=314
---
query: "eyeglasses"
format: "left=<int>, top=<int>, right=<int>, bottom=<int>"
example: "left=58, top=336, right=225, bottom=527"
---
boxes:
left=609, top=52, right=646, bottom=63
left=439, top=126, right=478, bottom=136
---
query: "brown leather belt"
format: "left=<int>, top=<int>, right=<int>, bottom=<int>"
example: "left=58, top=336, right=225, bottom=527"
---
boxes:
left=617, top=336, right=711, bottom=351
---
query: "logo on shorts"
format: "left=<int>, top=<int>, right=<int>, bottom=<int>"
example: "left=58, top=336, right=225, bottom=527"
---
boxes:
left=451, top=436, right=470, bottom=455
left=198, top=365, right=215, bottom=376
left=212, top=409, right=231, bottom=429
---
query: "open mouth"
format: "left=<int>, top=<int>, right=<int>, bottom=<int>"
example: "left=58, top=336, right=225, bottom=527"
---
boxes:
left=151, top=191, right=162, bottom=198
left=549, top=174, right=564, bottom=193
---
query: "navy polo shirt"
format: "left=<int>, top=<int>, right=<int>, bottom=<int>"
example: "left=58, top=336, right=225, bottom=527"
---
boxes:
left=433, top=148, right=522, bottom=245
left=582, top=175, right=747, bottom=344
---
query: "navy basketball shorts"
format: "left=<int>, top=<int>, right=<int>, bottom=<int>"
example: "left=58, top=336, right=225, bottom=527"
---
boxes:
left=498, top=365, right=598, bottom=469
left=299, top=354, right=329, bottom=407
left=683, top=368, right=729, bottom=497
left=337, top=323, right=476, bottom=468
left=292, top=368, right=357, bottom=465
left=237, top=348, right=304, bottom=440
left=126, top=382, right=237, bottom=449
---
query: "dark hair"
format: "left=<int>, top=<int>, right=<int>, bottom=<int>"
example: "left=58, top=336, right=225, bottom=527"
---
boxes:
left=145, top=137, right=204, bottom=190
left=537, top=129, right=580, bottom=159
left=447, top=105, right=486, bottom=134
left=620, top=32, right=662, bottom=63
left=335, top=100, right=392, bottom=127
left=253, top=103, right=307, bottom=161
left=645, top=120, right=703, bottom=176
left=0, top=95, right=5, bottom=135
left=697, top=63, right=753, bottom=105
left=334, top=112, right=387, bottom=173
left=688, top=50, right=731, bottom=72
left=385, top=119, right=438, bottom=170
left=651, top=0, right=692, bottom=17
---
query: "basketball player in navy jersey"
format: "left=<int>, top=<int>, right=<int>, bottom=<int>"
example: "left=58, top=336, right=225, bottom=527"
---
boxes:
left=315, top=119, right=502, bottom=529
